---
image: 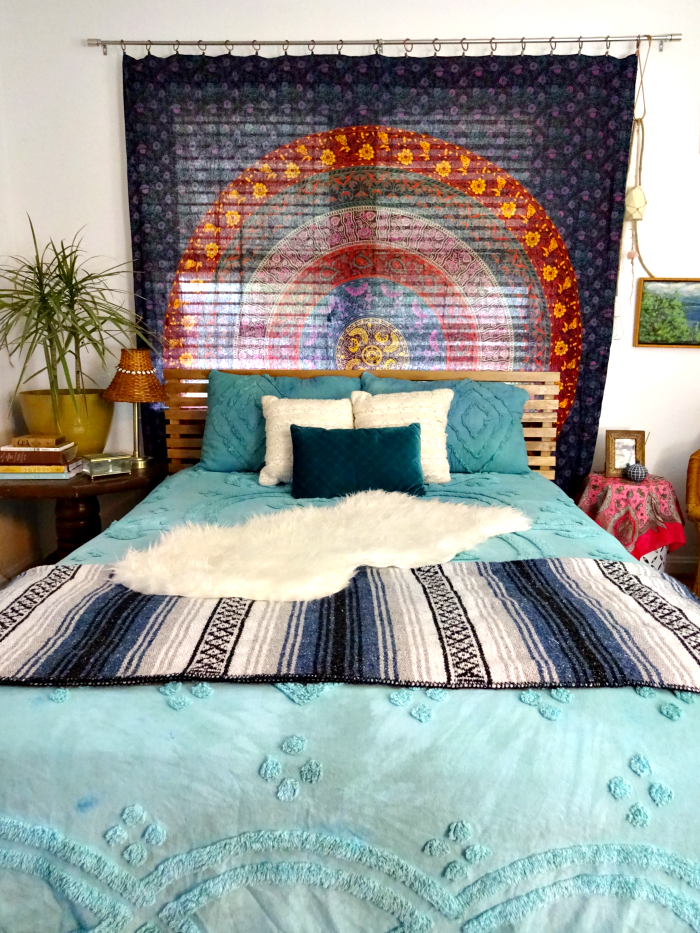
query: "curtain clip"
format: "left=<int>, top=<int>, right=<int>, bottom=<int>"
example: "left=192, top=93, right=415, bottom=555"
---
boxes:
left=489, top=37, right=497, bottom=56
left=252, top=40, right=260, bottom=55
left=577, top=37, right=583, bottom=55
left=198, top=40, right=207, bottom=56
left=549, top=37, right=556, bottom=56
left=336, top=39, right=344, bottom=55
left=404, top=38, right=413, bottom=57
left=225, top=40, right=234, bottom=55
left=520, top=37, right=526, bottom=56
left=460, top=38, right=469, bottom=56
left=308, top=39, right=316, bottom=55
left=282, top=39, right=289, bottom=56
left=120, top=39, right=126, bottom=53
left=605, top=36, right=611, bottom=56
left=173, top=40, right=180, bottom=55
left=433, top=38, right=441, bottom=56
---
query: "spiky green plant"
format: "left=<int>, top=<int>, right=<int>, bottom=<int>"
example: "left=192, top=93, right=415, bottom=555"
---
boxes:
left=0, top=218, right=154, bottom=431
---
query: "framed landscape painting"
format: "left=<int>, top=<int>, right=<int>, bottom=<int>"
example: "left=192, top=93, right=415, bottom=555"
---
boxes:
left=634, top=278, right=700, bottom=347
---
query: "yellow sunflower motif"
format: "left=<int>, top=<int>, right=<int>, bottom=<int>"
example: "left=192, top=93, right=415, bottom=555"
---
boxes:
left=252, top=182, right=268, bottom=199
left=358, top=143, right=374, bottom=161
left=225, top=211, right=241, bottom=228
left=553, top=301, right=567, bottom=318
left=397, top=148, right=413, bottom=166
left=526, top=203, right=536, bottom=220
left=285, top=162, right=301, bottom=180
left=501, top=202, right=517, bottom=218
left=435, top=160, right=451, bottom=178
left=542, top=265, right=558, bottom=282
left=183, top=259, right=197, bottom=270
left=204, top=242, right=219, bottom=260
left=554, top=340, right=569, bottom=356
left=172, top=299, right=181, bottom=309
left=525, top=231, right=541, bottom=248
left=178, top=352, right=194, bottom=366
left=470, top=178, right=486, bottom=195
left=320, top=148, right=336, bottom=167
left=181, top=315, right=196, bottom=329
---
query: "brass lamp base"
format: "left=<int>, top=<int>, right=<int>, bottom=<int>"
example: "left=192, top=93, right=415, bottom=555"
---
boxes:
left=131, top=455, right=151, bottom=471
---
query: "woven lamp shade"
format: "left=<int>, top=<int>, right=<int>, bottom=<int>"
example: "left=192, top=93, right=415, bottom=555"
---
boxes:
left=103, top=349, right=167, bottom=404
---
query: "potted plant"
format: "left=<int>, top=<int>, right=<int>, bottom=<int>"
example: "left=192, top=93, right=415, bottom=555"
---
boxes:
left=0, top=219, right=154, bottom=454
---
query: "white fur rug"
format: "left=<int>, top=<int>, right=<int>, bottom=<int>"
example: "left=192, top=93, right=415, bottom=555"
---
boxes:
left=113, top=490, right=530, bottom=601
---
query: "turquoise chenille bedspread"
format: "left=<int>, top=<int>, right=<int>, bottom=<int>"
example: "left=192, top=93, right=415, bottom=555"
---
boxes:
left=2, top=469, right=698, bottom=933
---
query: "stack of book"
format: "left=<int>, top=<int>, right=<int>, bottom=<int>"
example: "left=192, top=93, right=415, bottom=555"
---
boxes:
left=0, top=435, right=82, bottom=480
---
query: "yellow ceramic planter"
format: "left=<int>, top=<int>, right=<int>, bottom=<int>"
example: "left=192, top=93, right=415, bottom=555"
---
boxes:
left=19, top=390, right=114, bottom=456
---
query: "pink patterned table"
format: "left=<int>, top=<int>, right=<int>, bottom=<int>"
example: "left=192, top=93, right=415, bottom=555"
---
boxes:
left=577, top=473, right=686, bottom=560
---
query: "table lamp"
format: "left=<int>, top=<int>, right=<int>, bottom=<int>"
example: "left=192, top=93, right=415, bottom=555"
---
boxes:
left=103, top=349, right=167, bottom=469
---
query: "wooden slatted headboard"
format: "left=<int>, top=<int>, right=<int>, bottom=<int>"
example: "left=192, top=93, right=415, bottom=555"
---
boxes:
left=163, top=369, right=561, bottom=479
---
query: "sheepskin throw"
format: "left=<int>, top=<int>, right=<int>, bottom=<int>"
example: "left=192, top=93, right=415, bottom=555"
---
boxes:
left=259, top=396, right=354, bottom=486
left=114, top=490, right=530, bottom=600
left=351, top=389, right=453, bottom=483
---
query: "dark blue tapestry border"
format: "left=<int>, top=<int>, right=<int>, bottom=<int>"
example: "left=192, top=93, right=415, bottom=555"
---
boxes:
left=123, top=53, right=636, bottom=493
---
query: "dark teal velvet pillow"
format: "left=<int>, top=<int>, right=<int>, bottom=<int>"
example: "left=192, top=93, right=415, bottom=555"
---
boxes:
left=290, top=424, right=425, bottom=499
left=360, top=372, right=530, bottom=474
left=201, top=371, right=360, bottom=472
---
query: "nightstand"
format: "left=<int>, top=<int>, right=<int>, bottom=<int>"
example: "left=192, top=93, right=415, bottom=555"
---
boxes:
left=0, top=462, right=167, bottom=561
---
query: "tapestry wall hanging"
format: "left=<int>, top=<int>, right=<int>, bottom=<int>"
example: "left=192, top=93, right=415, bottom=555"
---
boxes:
left=123, top=53, right=637, bottom=492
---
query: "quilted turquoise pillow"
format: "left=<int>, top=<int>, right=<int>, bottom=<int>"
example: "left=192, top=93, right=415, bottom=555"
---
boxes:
left=360, top=372, right=529, bottom=474
left=290, top=424, right=425, bottom=499
left=201, top=371, right=359, bottom=472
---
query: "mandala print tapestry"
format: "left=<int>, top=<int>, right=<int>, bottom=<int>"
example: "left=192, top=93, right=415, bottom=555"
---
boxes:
left=123, top=53, right=637, bottom=492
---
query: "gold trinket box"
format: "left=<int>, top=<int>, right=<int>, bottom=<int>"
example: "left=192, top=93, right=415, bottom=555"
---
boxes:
left=82, top=453, right=133, bottom=478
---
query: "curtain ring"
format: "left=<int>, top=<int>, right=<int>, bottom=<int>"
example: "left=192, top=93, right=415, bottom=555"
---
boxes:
left=577, top=36, right=583, bottom=55
left=549, top=37, right=556, bottom=56
left=432, top=38, right=441, bottom=56
left=198, top=40, right=207, bottom=55
left=605, top=36, right=611, bottom=56
left=489, top=37, right=497, bottom=56
left=146, top=40, right=152, bottom=55
left=225, top=40, right=234, bottom=55
left=460, top=38, right=469, bottom=56
left=252, top=40, right=260, bottom=55
left=282, top=39, right=289, bottom=56
left=337, top=39, right=344, bottom=54
left=520, top=37, right=526, bottom=56
left=173, top=40, right=180, bottom=55
left=308, top=39, right=316, bottom=54
left=404, top=38, right=413, bottom=57
left=120, top=39, right=126, bottom=53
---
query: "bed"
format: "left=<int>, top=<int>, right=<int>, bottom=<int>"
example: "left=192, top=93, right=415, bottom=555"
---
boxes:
left=1, top=369, right=699, bottom=933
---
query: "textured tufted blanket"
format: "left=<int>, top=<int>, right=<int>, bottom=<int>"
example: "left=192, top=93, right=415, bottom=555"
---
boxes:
left=1, top=558, right=699, bottom=691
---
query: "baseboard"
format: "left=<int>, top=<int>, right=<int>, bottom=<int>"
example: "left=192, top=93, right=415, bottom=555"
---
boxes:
left=665, top=554, right=697, bottom=574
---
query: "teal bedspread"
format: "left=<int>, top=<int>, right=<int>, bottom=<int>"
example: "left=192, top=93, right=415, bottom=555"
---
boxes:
left=3, top=470, right=699, bottom=933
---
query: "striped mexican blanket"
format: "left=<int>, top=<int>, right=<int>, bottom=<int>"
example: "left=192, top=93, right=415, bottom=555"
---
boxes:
left=1, top=559, right=699, bottom=691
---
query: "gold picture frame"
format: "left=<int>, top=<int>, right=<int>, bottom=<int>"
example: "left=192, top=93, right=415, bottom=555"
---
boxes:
left=605, top=430, right=646, bottom=478
left=634, top=278, right=700, bottom=347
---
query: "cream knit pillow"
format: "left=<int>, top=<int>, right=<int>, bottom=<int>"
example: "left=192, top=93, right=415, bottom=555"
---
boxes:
left=259, top=396, right=354, bottom=486
left=351, top=388, right=453, bottom=484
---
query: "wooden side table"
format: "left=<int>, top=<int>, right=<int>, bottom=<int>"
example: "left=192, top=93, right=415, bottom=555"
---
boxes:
left=0, top=463, right=167, bottom=561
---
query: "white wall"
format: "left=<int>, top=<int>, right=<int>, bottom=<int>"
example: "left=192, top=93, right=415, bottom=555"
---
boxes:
left=1, top=0, right=698, bottom=573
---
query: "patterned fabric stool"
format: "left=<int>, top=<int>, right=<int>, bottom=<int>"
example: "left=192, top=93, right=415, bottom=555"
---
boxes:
left=576, top=472, right=686, bottom=561
left=639, top=546, right=669, bottom=572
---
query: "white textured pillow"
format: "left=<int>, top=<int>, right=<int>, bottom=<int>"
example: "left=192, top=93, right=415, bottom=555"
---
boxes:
left=259, top=396, right=354, bottom=486
left=351, top=388, right=453, bottom=484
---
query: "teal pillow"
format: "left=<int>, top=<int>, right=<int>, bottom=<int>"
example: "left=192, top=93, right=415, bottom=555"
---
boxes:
left=290, top=424, right=425, bottom=499
left=201, top=371, right=360, bottom=472
left=360, top=372, right=530, bottom=474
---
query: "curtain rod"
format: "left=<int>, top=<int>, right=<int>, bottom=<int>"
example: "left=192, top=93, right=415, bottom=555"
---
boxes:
left=87, top=33, right=681, bottom=56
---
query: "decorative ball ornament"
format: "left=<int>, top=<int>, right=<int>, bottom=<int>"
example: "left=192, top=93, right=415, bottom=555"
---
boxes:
left=626, top=461, right=649, bottom=483
left=624, top=186, right=647, bottom=222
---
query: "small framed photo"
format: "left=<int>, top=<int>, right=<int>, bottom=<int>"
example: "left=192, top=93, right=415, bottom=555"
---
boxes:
left=605, top=430, right=646, bottom=478
left=634, top=278, right=700, bottom=347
